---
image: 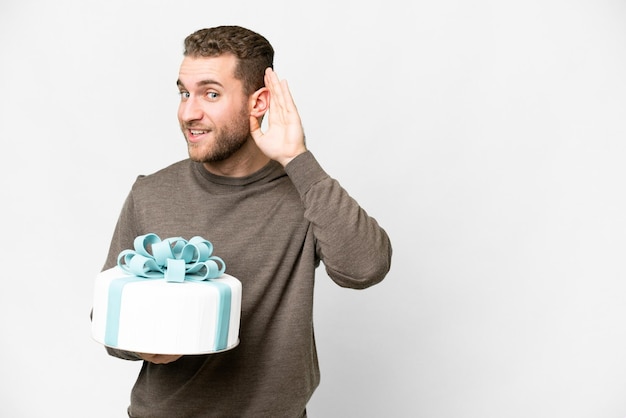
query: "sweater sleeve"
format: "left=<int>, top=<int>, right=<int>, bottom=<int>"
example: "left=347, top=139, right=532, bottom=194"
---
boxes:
left=100, top=184, right=144, bottom=361
left=102, top=180, right=143, bottom=271
left=284, top=151, right=392, bottom=289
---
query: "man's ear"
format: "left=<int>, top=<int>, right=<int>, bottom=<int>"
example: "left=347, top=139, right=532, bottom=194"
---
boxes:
left=249, top=87, right=269, bottom=118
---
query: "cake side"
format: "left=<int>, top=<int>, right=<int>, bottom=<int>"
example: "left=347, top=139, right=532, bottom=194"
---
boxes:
left=92, top=266, right=242, bottom=355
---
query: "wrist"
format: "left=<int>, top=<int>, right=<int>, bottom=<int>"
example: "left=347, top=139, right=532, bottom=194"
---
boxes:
left=278, top=146, right=307, bottom=167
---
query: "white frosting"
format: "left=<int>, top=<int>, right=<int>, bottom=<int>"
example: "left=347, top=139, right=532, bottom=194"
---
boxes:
left=92, top=266, right=241, bottom=354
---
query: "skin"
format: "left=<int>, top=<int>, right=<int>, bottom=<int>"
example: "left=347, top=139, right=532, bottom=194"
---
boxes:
left=138, top=54, right=307, bottom=365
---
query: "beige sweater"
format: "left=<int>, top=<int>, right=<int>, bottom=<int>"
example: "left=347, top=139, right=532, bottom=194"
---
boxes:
left=102, top=151, right=392, bottom=418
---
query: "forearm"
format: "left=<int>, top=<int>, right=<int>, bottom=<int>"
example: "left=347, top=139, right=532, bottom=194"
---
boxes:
left=285, top=152, right=392, bottom=289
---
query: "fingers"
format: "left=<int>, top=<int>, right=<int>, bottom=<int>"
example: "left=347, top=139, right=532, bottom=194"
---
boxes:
left=265, top=68, right=298, bottom=120
left=139, top=353, right=182, bottom=364
left=265, top=68, right=286, bottom=114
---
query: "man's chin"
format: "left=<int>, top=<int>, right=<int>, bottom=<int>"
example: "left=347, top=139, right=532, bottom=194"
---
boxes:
left=186, top=144, right=203, bottom=162
left=186, top=134, right=248, bottom=163
left=188, top=148, right=232, bottom=164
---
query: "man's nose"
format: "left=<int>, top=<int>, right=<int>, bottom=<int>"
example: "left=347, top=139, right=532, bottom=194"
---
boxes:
left=179, top=96, right=203, bottom=122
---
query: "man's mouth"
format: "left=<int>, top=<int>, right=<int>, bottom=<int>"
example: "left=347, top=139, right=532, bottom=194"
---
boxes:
left=190, top=129, right=208, bottom=136
left=186, top=128, right=210, bottom=142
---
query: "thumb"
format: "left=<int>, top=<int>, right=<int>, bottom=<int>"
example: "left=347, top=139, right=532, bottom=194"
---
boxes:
left=250, top=116, right=262, bottom=142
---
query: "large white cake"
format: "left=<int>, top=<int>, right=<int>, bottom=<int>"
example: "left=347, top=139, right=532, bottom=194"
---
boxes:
left=92, top=266, right=242, bottom=354
left=91, top=234, right=242, bottom=355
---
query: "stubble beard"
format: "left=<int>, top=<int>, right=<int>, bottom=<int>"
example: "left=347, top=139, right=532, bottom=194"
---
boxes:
left=184, top=107, right=250, bottom=163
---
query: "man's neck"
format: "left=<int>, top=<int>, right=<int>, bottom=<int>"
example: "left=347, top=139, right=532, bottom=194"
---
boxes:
left=202, top=140, right=271, bottom=177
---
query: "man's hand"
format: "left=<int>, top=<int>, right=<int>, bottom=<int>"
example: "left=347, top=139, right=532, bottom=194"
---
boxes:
left=138, top=353, right=183, bottom=364
left=250, top=68, right=307, bottom=167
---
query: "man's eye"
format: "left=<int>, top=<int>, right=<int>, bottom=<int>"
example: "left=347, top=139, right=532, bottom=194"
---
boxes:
left=179, top=91, right=190, bottom=99
left=207, top=92, right=219, bottom=99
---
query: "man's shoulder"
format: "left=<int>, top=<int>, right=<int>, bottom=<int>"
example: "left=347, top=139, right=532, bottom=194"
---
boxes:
left=132, top=159, right=193, bottom=190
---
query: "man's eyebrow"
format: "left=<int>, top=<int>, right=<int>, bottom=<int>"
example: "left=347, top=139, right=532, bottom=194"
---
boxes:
left=176, top=79, right=223, bottom=89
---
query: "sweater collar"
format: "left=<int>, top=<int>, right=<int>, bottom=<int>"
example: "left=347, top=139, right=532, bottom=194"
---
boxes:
left=192, top=159, right=285, bottom=187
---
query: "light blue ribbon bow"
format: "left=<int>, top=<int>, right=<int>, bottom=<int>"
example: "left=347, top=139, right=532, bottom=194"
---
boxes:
left=116, top=233, right=226, bottom=282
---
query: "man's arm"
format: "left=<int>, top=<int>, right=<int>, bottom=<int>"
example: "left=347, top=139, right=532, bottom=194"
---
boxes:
left=286, top=152, right=392, bottom=289
left=251, top=67, right=391, bottom=288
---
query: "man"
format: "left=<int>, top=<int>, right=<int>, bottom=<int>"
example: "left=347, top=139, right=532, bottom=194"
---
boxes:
left=101, top=25, right=392, bottom=417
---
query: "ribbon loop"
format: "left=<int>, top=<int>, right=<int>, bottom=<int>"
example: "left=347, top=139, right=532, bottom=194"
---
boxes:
left=117, top=233, right=226, bottom=282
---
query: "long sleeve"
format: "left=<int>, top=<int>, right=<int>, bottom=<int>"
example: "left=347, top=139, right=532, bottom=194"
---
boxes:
left=285, top=151, right=392, bottom=289
left=100, top=187, right=144, bottom=361
left=102, top=183, right=142, bottom=271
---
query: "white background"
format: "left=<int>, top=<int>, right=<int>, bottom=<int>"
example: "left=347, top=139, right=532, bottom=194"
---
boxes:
left=1, top=0, right=626, bottom=417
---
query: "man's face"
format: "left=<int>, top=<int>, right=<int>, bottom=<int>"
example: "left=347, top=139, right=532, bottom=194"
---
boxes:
left=177, top=54, right=250, bottom=163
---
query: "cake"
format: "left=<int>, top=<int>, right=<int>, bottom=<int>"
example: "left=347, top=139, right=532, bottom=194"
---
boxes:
left=91, top=234, right=242, bottom=355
